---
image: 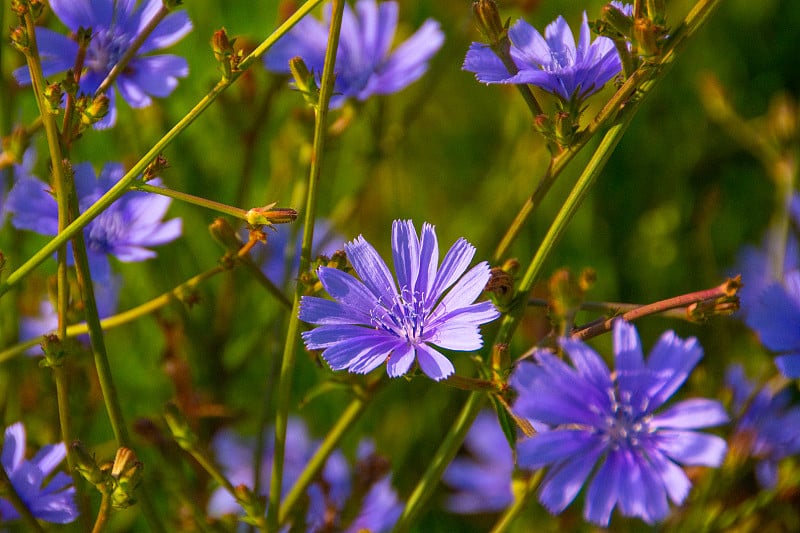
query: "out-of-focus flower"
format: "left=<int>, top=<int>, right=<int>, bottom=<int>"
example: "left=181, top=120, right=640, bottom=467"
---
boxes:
left=208, top=420, right=401, bottom=532
left=14, top=0, right=192, bottom=129
left=747, top=270, right=800, bottom=378
left=0, top=422, right=78, bottom=524
left=443, top=410, right=514, bottom=513
left=299, top=220, right=500, bottom=381
left=246, top=220, right=342, bottom=288
left=6, top=162, right=182, bottom=281
left=463, top=12, right=621, bottom=102
left=725, top=364, right=800, bottom=487
left=511, top=320, right=728, bottom=526
left=733, top=193, right=800, bottom=377
left=264, top=0, right=444, bottom=108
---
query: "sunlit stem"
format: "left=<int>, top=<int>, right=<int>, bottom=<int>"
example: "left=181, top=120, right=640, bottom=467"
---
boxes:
left=489, top=470, right=544, bottom=533
left=492, top=0, right=724, bottom=264
left=278, top=379, right=382, bottom=524
left=268, top=1, right=345, bottom=530
left=0, top=0, right=327, bottom=300
left=131, top=183, right=250, bottom=220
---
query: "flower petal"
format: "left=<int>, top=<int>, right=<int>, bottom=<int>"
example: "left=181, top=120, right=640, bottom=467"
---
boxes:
left=415, top=343, right=454, bottom=381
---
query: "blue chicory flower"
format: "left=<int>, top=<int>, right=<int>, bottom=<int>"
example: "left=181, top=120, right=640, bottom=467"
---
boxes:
left=299, top=220, right=500, bottom=381
left=208, top=420, right=401, bottom=532
left=264, top=0, right=444, bottom=108
left=443, top=410, right=515, bottom=514
left=746, top=270, right=800, bottom=378
left=14, top=0, right=192, bottom=129
left=511, top=319, right=728, bottom=526
left=0, top=422, right=78, bottom=524
left=6, top=162, right=182, bottom=281
left=610, top=1, right=635, bottom=17
left=463, top=12, right=621, bottom=102
left=733, top=193, right=800, bottom=377
left=725, top=364, right=800, bottom=488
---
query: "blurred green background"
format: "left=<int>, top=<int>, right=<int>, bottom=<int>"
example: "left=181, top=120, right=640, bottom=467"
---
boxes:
left=1, top=0, right=799, bottom=531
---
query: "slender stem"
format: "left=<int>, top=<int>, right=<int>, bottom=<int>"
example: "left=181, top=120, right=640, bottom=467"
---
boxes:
left=18, top=9, right=89, bottom=521
left=570, top=277, right=741, bottom=341
left=91, top=493, right=111, bottom=533
left=268, top=2, right=345, bottom=530
left=131, top=183, right=249, bottom=220
left=442, top=374, right=503, bottom=392
left=278, top=380, right=381, bottom=524
left=94, top=5, right=170, bottom=96
left=492, top=0, right=723, bottom=263
left=0, top=0, right=327, bottom=299
left=0, top=457, right=46, bottom=533
left=489, top=471, right=544, bottom=533
left=391, top=392, right=486, bottom=533
left=0, top=264, right=235, bottom=364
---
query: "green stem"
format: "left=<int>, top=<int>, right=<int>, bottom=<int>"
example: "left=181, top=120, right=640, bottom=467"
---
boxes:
left=91, top=493, right=111, bottom=533
left=94, top=5, right=169, bottom=96
left=267, top=1, right=345, bottom=530
left=0, top=264, right=231, bottom=364
left=131, top=182, right=249, bottom=220
left=18, top=8, right=90, bottom=523
left=391, top=392, right=486, bottom=533
left=492, top=0, right=723, bottom=264
left=0, top=0, right=326, bottom=300
left=278, top=380, right=379, bottom=524
left=489, top=471, right=544, bottom=533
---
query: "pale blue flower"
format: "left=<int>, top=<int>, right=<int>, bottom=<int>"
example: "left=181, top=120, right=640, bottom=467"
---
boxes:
left=14, top=0, right=192, bottom=128
left=6, top=162, right=182, bottom=280
left=511, top=320, right=728, bottom=526
left=0, top=422, right=78, bottom=524
left=463, top=12, right=621, bottom=102
left=264, top=0, right=444, bottom=108
left=299, top=220, right=500, bottom=381
left=726, top=364, right=800, bottom=488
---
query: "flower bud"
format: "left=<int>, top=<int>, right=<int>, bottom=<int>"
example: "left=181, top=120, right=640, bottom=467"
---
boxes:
left=245, top=205, right=298, bottom=227
left=211, top=28, right=236, bottom=80
left=289, top=56, right=321, bottom=106
left=71, top=441, right=109, bottom=488
left=472, top=0, right=507, bottom=44
left=44, top=83, right=64, bottom=114
left=39, top=334, right=67, bottom=367
left=633, top=17, right=665, bottom=57
left=76, top=26, right=93, bottom=48
left=767, top=92, right=798, bottom=147
left=108, top=447, right=143, bottom=509
left=9, top=26, right=29, bottom=52
left=81, top=94, right=110, bottom=125
left=143, top=153, right=169, bottom=182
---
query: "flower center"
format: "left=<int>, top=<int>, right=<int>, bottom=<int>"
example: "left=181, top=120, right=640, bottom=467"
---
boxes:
left=85, top=29, right=132, bottom=76
left=88, top=207, right=127, bottom=254
left=602, top=388, right=651, bottom=450
left=370, top=287, right=427, bottom=344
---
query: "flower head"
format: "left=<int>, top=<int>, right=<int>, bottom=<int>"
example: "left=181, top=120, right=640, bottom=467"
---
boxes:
left=463, top=12, right=621, bottom=102
left=299, top=220, right=500, bottom=381
left=6, top=162, right=182, bottom=280
left=511, top=320, right=728, bottom=526
left=14, top=0, right=192, bottom=129
left=0, top=422, right=78, bottom=524
left=264, top=0, right=444, bottom=108
left=443, top=410, right=515, bottom=514
left=726, top=364, right=800, bottom=488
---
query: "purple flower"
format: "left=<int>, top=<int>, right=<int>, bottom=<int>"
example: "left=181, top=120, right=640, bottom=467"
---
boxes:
left=6, top=162, right=182, bottom=280
left=208, top=421, right=401, bottom=533
left=463, top=12, right=621, bottom=102
left=14, top=0, right=192, bottom=129
left=443, top=410, right=515, bottom=514
left=747, top=270, right=800, bottom=378
left=726, top=364, right=800, bottom=488
left=511, top=320, right=728, bottom=526
left=299, top=220, right=500, bottom=381
left=247, top=220, right=342, bottom=288
left=0, top=422, right=78, bottom=524
left=610, top=1, right=635, bottom=17
left=264, top=0, right=444, bottom=108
